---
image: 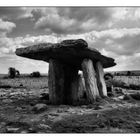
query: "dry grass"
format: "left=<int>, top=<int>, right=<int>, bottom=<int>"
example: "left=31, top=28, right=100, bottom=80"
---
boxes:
left=112, top=76, right=140, bottom=90
left=0, top=77, right=48, bottom=89
left=114, top=76, right=140, bottom=86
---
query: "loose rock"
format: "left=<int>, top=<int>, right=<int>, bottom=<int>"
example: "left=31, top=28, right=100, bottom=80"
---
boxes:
left=32, top=103, right=48, bottom=113
left=38, top=124, right=51, bottom=129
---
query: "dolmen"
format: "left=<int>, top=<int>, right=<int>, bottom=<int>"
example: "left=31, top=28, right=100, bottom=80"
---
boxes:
left=15, top=39, right=116, bottom=105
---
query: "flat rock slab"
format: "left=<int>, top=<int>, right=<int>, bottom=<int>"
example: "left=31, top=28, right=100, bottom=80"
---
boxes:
left=15, top=39, right=116, bottom=68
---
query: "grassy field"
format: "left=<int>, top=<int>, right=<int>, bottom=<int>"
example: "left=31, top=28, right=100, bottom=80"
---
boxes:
left=112, top=76, right=140, bottom=90
left=1, top=74, right=140, bottom=90
left=114, top=76, right=140, bottom=85
left=0, top=76, right=48, bottom=89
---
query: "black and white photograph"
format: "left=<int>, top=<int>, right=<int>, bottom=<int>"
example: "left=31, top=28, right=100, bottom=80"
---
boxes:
left=1, top=4, right=140, bottom=134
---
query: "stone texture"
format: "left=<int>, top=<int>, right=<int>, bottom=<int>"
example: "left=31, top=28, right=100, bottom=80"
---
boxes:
left=95, top=61, right=107, bottom=98
left=81, top=59, right=100, bottom=103
left=48, top=59, right=65, bottom=105
left=48, top=59, right=80, bottom=105
left=15, top=39, right=116, bottom=68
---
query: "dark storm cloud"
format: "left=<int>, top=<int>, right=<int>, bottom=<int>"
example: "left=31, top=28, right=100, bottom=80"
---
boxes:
left=0, top=7, right=33, bottom=20
left=57, top=7, right=112, bottom=23
left=35, top=7, right=114, bottom=34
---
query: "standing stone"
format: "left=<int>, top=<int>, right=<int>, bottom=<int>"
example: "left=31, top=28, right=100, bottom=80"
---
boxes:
left=48, top=59, right=65, bottom=104
left=48, top=59, right=80, bottom=105
left=63, top=65, right=79, bottom=105
left=95, top=61, right=107, bottom=97
left=81, top=59, right=100, bottom=103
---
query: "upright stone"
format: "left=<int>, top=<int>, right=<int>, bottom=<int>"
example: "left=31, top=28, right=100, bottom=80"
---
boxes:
left=81, top=59, right=100, bottom=103
left=95, top=61, right=107, bottom=97
left=63, top=65, right=79, bottom=105
left=48, top=60, right=80, bottom=105
left=48, top=59, right=65, bottom=104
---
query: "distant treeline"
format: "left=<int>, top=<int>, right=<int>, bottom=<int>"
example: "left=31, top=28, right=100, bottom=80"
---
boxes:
left=1, top=67, right=48, bottom=79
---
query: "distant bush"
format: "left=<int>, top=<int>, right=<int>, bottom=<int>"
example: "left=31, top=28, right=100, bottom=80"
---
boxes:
left=8, top=67, right=20, bottom=78
left=8, top=67, right=16, bottom=78
left=30, top=71, right=41, bottom=78
left=104, top=73, right=114, bottom=80
left=126, top=71, right=131, bottom=76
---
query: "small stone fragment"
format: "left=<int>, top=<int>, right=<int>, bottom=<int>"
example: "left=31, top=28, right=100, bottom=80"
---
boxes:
left=39, top=124, right=51, bottom=129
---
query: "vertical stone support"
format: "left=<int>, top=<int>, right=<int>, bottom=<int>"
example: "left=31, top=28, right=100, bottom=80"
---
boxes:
left=63, top=65, right=79, bottom=105
left=48, top=59, right=65, bottom=104
left=95, top=61, right=107, bottom=97
left=81, top=59, right=100, bottom=103
left=48, top=59, right=79, bottom=105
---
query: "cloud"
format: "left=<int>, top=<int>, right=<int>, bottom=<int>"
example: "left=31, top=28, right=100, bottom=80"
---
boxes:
left=0, top=34, right=55, bottom=74
left=0, top=18, right=16, bottom=37
left=18, top=7, right=34, bottom=19
left=58, top=7, right=112, bottom=23
left=34, top=7, right=114, bottom=34
left=80, top=28, right=140, bottom=71
left=109, top=8, right=140, bottom=29
left=0, top=34, right=58, bottom=57
left=33, top=7, right=140, bottom=36
left=0, top=7, right=34, bottom=20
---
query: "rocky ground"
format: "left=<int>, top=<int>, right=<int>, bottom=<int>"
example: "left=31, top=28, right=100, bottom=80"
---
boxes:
left=0, top=87, right=140, bottom=133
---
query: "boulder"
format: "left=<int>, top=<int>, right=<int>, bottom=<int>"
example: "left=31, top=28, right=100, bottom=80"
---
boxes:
left=16, top=39, right=116, bottom=69
left=32, top=103, right=47, bottom=113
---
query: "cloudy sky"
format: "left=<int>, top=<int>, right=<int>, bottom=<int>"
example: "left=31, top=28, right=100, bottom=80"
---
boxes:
left=1, top=7, right=140, bottom=74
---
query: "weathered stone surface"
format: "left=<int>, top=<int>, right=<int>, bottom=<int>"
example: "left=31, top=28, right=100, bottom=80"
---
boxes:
left=48, top=59, right=80, bottom=105
left=82, top=59, right=100, bottom=103
left=95, top=61, right=107, bottom=98
left=63, top=65, right=79, bottom=104
left=16, top=39, right=116, bottom=68
left=48, top=59, right=65, bottom=104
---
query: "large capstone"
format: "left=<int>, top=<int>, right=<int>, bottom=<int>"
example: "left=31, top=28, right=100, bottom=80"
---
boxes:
left=15, top=39, right=116, bottom=69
